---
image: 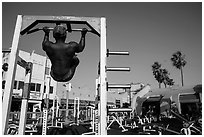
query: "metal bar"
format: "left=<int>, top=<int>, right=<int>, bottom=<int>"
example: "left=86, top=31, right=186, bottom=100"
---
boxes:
left=95, top=78, right=99, bottom=134
left=107, top=49, right=129, bottom=57
left=18, top=59, right=33, bottom=135
left=27, top=27, right=93, bottom=34
left=66, top=83, right=71, bottom=119
left=52, top=96, right=56, bottom=126
left=108, top=108, right=132, bottom=112
left=42, top=76, right=51, bottom=135
left=2, top=49, right=11, bottom=53
left=106, top=67, right=130, bottom=72
left=28, top=99, right=42, bottom=101
left=74, top=97, right=80, bottom=124
left=99, top=17, right=107, bottom=135
left=108, top=84, right=131, bottom=89
left=178, top=94, right=182, bottom=114
left=72, top=28, right=93, bottom=32
left=20, top=16, right=101, bottom=36
left=46, top=27, right=93, bottom=32
left=170, top=110, right=189, bottom=123
left=2, top=15, right=22, bottom=135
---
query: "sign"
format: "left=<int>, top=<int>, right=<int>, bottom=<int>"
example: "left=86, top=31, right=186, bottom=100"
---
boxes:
left=16, top=56, right=27, bottom=69
left=13, top=93, right=22, bottom=98
left=30, top=91, right=41, bottom=100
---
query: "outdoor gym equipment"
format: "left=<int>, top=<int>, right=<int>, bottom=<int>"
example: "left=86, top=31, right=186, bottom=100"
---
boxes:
left=73, top=97, right=80, bottom=125
left=42, top=76, right=51, bottom=135
left=26, top=27, right=94, bottom=34
left=107, top=108, right=132, bottom=132
left=171, top=110, right=202, bottom=135
left=2, top=15, right=103, bottom=135
left=64, top=83, right=71, bottom=119
left=2, top=15, right=131, bottom=135
left=3, top=50, right=35, bottom=135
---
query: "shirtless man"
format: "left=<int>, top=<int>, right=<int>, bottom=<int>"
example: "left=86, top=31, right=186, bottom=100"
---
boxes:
left=42, top=25, right=88, bottom=82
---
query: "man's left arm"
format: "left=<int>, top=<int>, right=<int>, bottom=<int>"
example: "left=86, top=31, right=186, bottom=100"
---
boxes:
left=42, top=27, right=51, bottom=51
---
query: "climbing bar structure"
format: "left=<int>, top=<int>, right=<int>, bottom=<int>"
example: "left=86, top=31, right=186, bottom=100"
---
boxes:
left=106, top=67, right=130, bottom=72
left=107, top=83, right=131, bottom=89
left=2, top=15, right=105, bottom=135
left=107, top=49, right=129, bottom=57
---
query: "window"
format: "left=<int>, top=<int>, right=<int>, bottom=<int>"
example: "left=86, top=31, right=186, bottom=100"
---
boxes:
left=49, top=86, right=53, bottom=94
left=13, top=80, right=17, bottom=89
left=36, top=84, right=41, bottom=92
left=44, top=86, right=53, bottom=93
left=30, top=83, right=35, bottom=91
left=45, top=67, right=50, bottom=75
left=44, top=86, right=46, bottom=93
left=116, top=99, right=121, bottom=108
left=18, top=81, right=24, bottom=90
left=2, top=81, right=6, bottom=89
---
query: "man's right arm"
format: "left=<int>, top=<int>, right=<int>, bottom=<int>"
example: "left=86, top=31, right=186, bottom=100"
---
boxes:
left=75, top=28, right=88, bottom=53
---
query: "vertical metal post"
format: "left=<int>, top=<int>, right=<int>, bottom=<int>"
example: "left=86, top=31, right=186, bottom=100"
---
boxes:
left=92, top=107, right=95, bottom=132
left=66, top=83, right=71, bottom=118
left=99, top=17, right=107, bottom=135
left=42, top=76, right=50, bottom=135
left=77, top=98, right=80, bottom=123
left=56, top=97, right=59, bottom=119
left=2, top=15, right=22, bottom=135
left=178, top=94, right=181, bottom=114
left=18, top=59, right=33, bottom=135
left=95, top=78, right=99, bottom=134
left=74, top=97, right=79, bottom=124
left=52, top=96, right=56, bottom=126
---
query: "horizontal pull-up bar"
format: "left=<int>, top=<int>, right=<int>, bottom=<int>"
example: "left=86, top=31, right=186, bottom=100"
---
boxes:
left=106, top=67, right=130, bottom=72
left=108, top=83, right=131, bottom=89
left=26, top=27, right=94, bottom=34
left=107, top=49, right=129, bottom=57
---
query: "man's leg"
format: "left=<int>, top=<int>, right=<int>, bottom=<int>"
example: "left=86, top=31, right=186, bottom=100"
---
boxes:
left=63, top=56, right=79, bottom=82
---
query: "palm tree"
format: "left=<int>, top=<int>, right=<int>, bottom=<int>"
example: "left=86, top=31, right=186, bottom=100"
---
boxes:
left=161, top=68, right=175, bottom=88
left=165, top=77, right=175, bottom=87
left=152, top=62, right=175, bottom=88
left=162, top=69, right=175, bottom=87
left=152, top=62, right=163, bottom=88
left=171, top=51, right=187, bottom=86
left=161, top=68, right=169, bottom=88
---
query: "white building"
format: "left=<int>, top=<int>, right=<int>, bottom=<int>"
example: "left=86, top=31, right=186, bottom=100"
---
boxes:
left=2, top=50, right=57, bottom=112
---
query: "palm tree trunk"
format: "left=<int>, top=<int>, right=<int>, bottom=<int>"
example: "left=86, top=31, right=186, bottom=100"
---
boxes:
left=159, top=83, right=161, bottom=88
left=164, top=83, right=167, bottom=88
left=180, top=67, right=184, bottom=86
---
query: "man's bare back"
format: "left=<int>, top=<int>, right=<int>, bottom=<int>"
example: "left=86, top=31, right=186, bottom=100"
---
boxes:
left=42, top=25, right=88, bottom=82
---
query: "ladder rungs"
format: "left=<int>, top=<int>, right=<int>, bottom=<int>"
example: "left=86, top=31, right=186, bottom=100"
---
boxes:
left=108, top=108, right=132, bottom=112
left=108, top=84, right=131, bottom=89
left=107, top=49, right=129, bottom=56
left=106, top=67, right=130, bottom=72
left=2, top=49, right=11, bottom=53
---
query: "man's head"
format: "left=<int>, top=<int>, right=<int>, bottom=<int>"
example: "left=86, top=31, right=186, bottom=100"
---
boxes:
left=53, top=25, right=67, bottom=39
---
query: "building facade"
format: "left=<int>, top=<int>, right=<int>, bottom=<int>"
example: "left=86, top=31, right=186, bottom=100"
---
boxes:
left=2, top=50, right=57, bottom=112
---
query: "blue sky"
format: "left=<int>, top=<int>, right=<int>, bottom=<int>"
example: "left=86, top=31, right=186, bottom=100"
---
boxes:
left=2, top=2, right=202, bottom=93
